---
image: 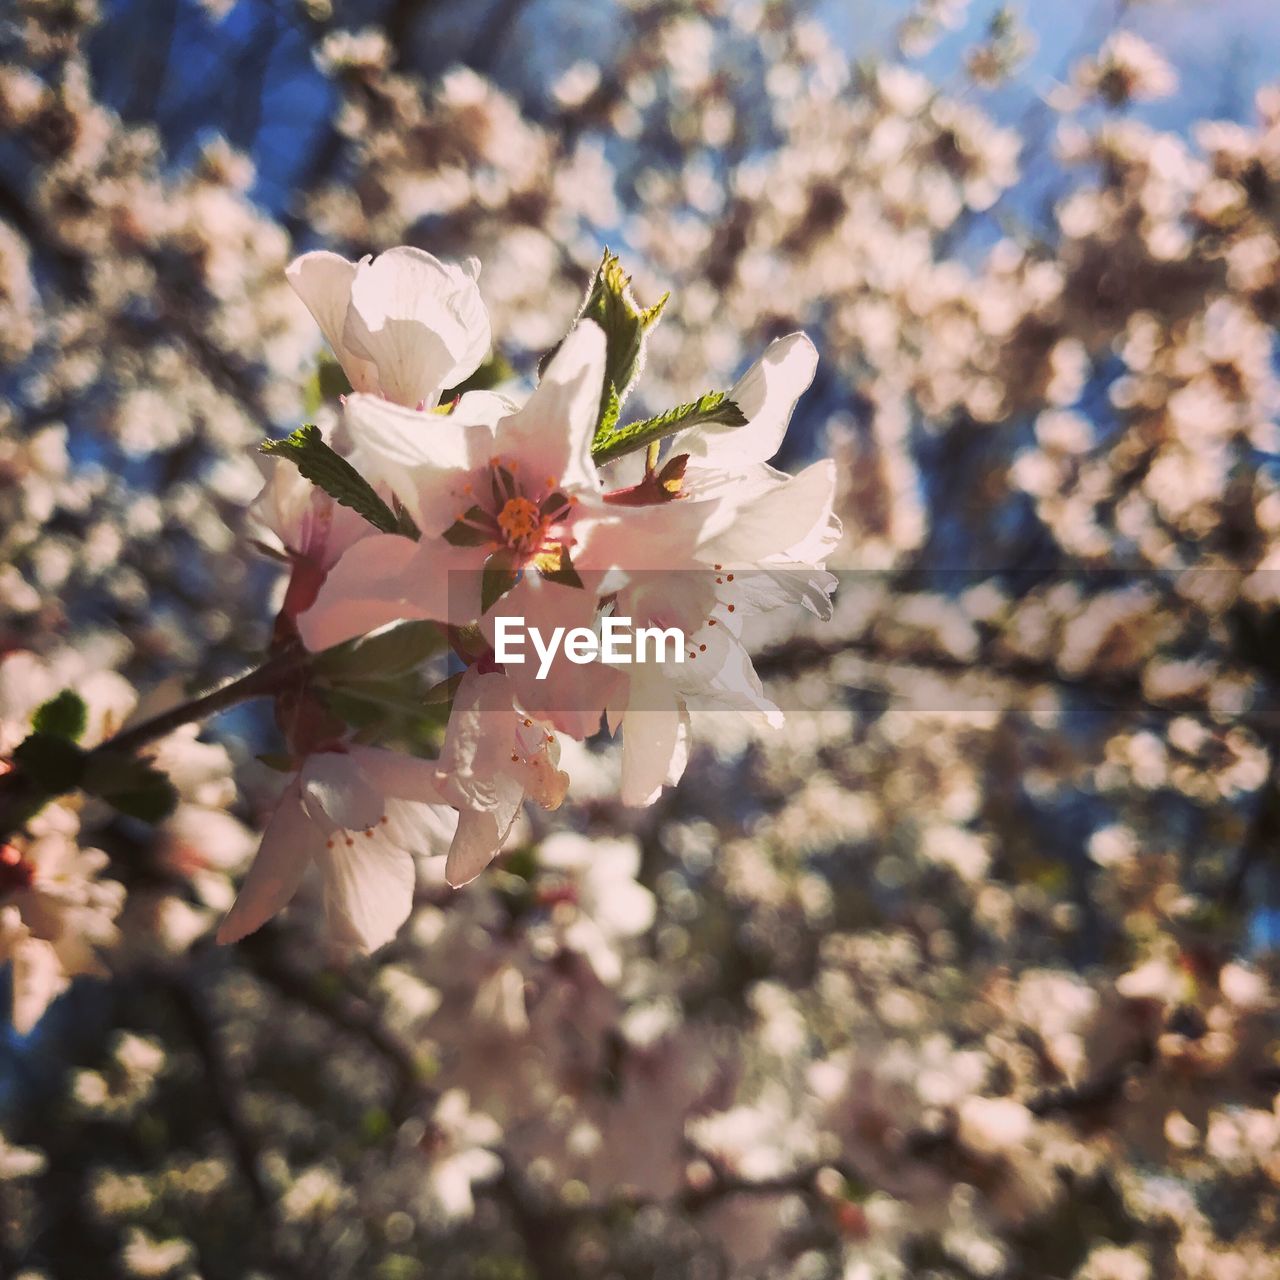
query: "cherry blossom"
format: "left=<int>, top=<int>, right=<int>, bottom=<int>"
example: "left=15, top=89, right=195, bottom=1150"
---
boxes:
left=217, top=746, right=456, bottom=952
left=287, top=246, right=492, bottom=409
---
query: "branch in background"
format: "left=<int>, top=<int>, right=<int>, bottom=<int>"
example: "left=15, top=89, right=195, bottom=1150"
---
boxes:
left=242, top=929, right=438, bottom=1123
left=0, top=650, right=301, bottom=843
left=753, top=632, right=1280, bottom=737
left=164, top=972, right=273, bottom=1212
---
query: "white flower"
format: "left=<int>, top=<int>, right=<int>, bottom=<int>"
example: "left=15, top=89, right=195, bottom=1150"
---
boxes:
left=536, top=831, right=655, bottom=984
left=248, top=444, right=373, bottom=573
left=0, top=1130, right=46, bottom=1181
left=606, top=333, right=841, bottom=803
left=217, top=745, right=456, bottom=952
left=287, top=245, right=491, bottom=408
left=119, top=1226, right=194, bottom=1279
left=421, top=1089, right=503, bottom=1224
left=0, top=830, right=124, bottom=1034
left=956, top=1095, right=1035, bottom=1157
left=433, top=669, right=568, bottom=887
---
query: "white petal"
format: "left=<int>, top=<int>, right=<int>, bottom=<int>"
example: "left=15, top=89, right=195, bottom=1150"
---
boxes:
left=698, top=459, right=840, bottom=564
left=343, top=247, right=492, bottom=408
left=729, top=565, right=839, bottom=620
left=493, top=321, right=606, bottom=493
left=678, top=627, right=782, bottom=726
left=296, top=533, right=430, bottom=651
left=11, top=936, right=68, bottom=1035
left=287, top=251, right=379, bottom=393
left=438, top=671, right=518, bottom=809
left=300, top=752, right=385, bottom=832
left=350, top=745, right=448, bottom=805
left=444, top=808, right=507, bottom=888
left=343, top=749, right=458, bottom=856
left=343, top=392, right=496, bottom=533
left=216, top=785, right=318, bottom=944
left=620, top=673, right=683, bottom=806
left=318, top=833, right=416, bottom=952
left=678, top=332, right=817, bottom=467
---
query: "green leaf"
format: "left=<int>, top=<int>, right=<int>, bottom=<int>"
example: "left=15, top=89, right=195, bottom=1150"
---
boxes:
left=422, top=671, right=464, bottom=706
left=313, top=619, right=447, bottom=682
left=591, top=390, right=747, bottom=465
left=597, top=381, right=622, bottom=437
left=31, top=690, right=88, bottom=742
left=260, top=425, right=398, bottom=534
left=82, top=751, right=178, bottom=824
left=319, top=675, right=451, bottom=751
left=481, top=548, right=520, bottom=615
left=13, top=734, right=86, bottom=793
left=572, top=250, right=668, bottom=439
left=443, top=351, right=515, bottom=398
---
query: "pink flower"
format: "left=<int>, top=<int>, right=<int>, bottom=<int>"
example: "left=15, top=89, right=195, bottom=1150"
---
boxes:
left=433, top=669, right=568, bottom=887
left=297, top=321, right=640, bottom=736
left=217, top=746, right=455, bottom=952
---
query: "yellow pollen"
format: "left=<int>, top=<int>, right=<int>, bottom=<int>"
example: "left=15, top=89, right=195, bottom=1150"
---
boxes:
left=497, top=496, right=541, bottom=543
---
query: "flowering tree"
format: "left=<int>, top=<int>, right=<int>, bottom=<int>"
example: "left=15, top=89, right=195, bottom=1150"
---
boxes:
left=4, top=1, right=1280, bottom=1278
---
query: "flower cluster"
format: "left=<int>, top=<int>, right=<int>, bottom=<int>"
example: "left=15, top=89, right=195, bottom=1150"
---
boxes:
left=218, top=246, right=840, bottom=952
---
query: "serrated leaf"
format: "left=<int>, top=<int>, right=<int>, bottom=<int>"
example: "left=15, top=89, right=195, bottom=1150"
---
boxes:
left=82, top=750, right=178, bottom=823
left=260, top=425, right=398, bottom=534
left=313, top=619, right=447, bottom=682
left=597, top=381, right=622, bottom=437
left=31, top=690, right=87, bottom=742
left=574, top=250, right=668, bottom=438
left=13, top=734, right=86, bottom=793
left=591, top=391, right=747, bottom=465
left=481, top=548, right=520, bottom=615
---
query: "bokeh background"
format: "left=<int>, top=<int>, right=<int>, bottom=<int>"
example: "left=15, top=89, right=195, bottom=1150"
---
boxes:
left=6, top=0, right=1280, bottom=1277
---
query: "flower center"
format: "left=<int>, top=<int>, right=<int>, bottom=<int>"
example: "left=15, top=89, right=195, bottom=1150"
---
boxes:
left=497, top=496, right=542, bottom=546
